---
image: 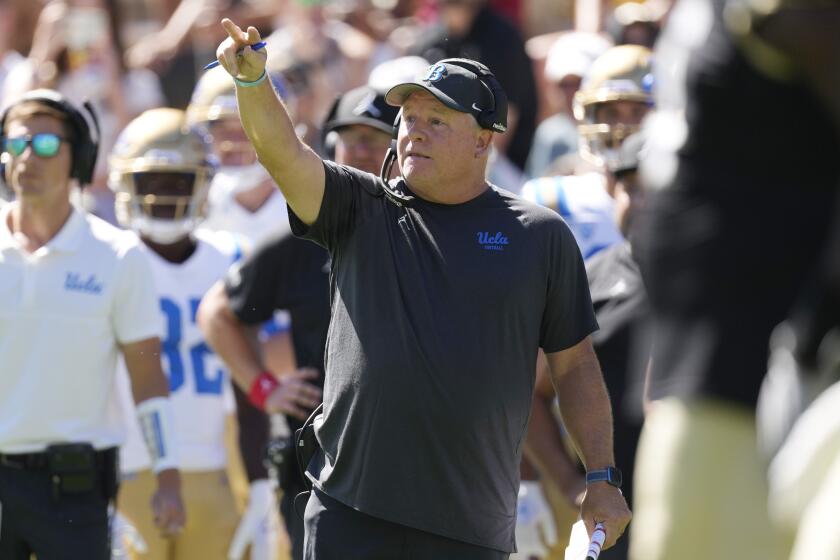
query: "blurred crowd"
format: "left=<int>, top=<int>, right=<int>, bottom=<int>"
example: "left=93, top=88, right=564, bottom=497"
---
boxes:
left=1, top=0, right=838, bottom=558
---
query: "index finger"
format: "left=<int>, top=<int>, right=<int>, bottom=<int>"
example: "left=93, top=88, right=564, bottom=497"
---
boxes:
left=221, top=18, right=249, bottom=45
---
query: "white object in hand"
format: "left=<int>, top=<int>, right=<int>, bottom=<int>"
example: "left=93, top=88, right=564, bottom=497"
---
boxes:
left=565, top=520, right=606, bottom=560
left=510, top=481, right=558, bottom=559
left=112, top=510, right=149, bottom=555
left=228, top=479, right=281, bottom=560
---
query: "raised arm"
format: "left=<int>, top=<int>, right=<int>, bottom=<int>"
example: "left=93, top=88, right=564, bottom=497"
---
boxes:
left=545, top=336, right=631, bottom=550
left=215, top=19, right=325, bottom=225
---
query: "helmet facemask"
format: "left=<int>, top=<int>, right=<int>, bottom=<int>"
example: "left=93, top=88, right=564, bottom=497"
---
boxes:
left=573, top=45, right=654, bottom=168
left=109, top=108, right=217, bottom=244
left=114, top=169, right=212, bottom=244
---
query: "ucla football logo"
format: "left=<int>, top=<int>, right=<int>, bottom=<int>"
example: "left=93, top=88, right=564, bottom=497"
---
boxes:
left=423, top=63, right=448, bottom=83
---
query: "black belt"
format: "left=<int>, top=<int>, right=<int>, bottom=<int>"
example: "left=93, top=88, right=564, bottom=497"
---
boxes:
left=0, top=448, right=116, bottom=470
left=0, top=451, right=49, bottom=469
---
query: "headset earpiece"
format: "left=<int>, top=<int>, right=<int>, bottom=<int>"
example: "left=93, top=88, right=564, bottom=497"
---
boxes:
left=380, top=111, right=401, bottom=182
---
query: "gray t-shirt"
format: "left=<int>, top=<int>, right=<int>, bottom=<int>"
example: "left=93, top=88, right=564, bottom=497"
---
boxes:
left=290, top=162, right=597, bottom=552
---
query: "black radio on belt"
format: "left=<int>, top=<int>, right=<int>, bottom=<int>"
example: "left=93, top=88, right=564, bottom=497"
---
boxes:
left=45, top=443, right=118, bottom=501
left=47, top=443, right=98, bottom=498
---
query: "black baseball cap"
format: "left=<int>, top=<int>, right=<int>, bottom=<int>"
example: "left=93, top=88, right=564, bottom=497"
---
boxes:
left=323, top=85, right=400, bottom=136
left=385, top=59, right=508, bottom=133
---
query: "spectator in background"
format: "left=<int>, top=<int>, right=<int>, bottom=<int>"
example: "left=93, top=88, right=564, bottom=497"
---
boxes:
left=410, top=0, right=538, bottom=172
left=188, top=66, right=294, bottom=249
left=604, top=1, right=663, bottom=49
left=525, top=31, right=612, bottom=179
left=0, top=0, right=26, bottom=109
left=4, top=0, right=165, bottom=222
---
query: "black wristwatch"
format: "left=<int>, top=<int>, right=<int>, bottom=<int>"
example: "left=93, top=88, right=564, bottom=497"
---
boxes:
left=586, top=466, right=623, bottom=488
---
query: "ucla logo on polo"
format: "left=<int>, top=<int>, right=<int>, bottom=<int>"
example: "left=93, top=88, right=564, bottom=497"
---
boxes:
left=64, top=272, right=103, bottom=294
left=423, top=64, right=448, bottom=83
left=477, top=231, right=509, bottom=251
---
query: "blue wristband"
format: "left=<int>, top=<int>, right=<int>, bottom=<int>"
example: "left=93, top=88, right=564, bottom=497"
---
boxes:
left=234, top=70, right=267, bottom=88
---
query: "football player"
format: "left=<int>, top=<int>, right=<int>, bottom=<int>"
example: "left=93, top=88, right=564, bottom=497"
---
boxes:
left=521, top=45, right=654, bottom=260
left=187, top=66, right=292, bottom=249
left=109, top=108, right=262, bottom=559
left=186, top=66, right=293, bottom=560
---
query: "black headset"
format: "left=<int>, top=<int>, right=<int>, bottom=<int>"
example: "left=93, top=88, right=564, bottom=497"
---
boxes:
left=0, top=90, right=101, bottom=186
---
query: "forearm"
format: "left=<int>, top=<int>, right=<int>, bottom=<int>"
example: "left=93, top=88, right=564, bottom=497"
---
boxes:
left=197, top=282, right=265, bottom=392
left=122, top=338, right=169, bottom=402
left=548, top=341, right=616, bottom=471
left=235, top=78, right=324, bottom=223
left=233, top=384, right=271, bottom=482
left=524, top=393, right=582, bottom=492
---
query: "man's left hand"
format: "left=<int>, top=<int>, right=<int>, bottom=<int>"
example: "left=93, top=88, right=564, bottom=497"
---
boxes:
left=579, top=483, right=631, bottom=550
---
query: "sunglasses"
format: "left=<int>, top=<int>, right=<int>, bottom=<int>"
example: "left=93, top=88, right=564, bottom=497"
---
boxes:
left=2, top=133, right=69, bottom=158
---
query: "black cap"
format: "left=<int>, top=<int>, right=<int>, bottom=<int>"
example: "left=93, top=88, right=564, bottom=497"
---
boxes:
left=323, top=85, right=400, bottom=136
left=385, top=59, right=508, bottom=133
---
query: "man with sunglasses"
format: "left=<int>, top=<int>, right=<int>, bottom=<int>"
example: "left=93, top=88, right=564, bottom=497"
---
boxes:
left=0, top=91, right=185, bottom=558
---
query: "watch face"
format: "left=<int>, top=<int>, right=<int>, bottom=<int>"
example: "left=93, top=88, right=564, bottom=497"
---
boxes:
left=607, top=467, right=623, bottom=488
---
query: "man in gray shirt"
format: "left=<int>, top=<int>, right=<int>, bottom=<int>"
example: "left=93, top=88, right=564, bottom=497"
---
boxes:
left=214, top=19, right=631, bottom=559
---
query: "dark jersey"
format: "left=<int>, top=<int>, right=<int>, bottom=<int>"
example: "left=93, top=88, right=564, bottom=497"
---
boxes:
left=636, top=0, right=840, bottom=407
left=224, top=231, right=331, bottom=487
left=289, top=162, right=597, bottom=552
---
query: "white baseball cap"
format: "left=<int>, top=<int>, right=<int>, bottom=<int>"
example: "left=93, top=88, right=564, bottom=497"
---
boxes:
left=368, top=56, right=431, bottom=93
left=544, top=32, right=613, bottom=83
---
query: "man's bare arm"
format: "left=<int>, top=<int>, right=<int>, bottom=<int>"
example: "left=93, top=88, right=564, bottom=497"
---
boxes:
left=197, top=281, right=265, bottom=392
left=524, top=350, right=586, bottom=506
left=546, top=338, right=615, bottom=471
left=120, top=337, right=186, bottom=536
left=216, top=19, right=325, bottom=225
left=545, top=337, right=631, bottom=549
left=197, top=281, right=321, bottom=419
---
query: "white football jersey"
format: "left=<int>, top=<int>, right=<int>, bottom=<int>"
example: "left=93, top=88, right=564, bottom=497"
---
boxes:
left=521, top=172, right=623, bottom=260
left=118, top=233, right=240, bottom=473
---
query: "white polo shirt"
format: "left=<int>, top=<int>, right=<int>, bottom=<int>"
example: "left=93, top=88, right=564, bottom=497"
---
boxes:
left=0, top=202, right=162, bottom=453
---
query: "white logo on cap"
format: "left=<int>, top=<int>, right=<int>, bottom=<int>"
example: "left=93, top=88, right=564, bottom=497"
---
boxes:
left=423, top=64, right=448, bottom=83
left=472, top=103, right=483, bottom=112
left=353, top=92, right=381, bottom=117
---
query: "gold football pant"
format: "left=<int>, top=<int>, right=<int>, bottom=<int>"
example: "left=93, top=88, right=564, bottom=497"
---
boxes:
left=630, top=398, right=785, bottom=560
left=118, top=469, right=239, bottom=560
